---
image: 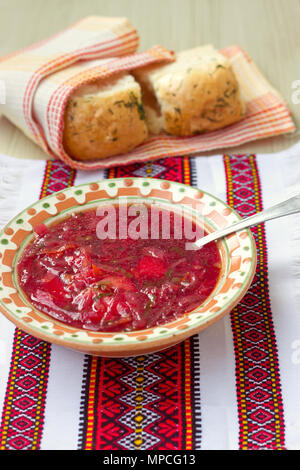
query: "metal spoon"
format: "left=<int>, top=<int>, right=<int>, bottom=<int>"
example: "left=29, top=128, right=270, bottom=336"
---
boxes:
left=188, top=193, right=300, bottom=250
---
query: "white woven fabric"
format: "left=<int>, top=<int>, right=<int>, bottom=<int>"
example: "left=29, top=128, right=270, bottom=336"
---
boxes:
left=0, top=143, right=299, bottom=449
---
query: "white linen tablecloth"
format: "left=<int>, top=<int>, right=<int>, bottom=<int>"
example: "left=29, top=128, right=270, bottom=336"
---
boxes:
left=0, top=143, right=299, bottom=450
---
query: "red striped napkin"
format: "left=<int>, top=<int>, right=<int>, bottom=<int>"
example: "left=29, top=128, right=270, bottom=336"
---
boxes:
left=0, top=17, right=295, bottom=170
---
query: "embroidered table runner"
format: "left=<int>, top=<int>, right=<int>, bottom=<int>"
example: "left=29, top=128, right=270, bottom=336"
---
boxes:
left=0, top=144, right=299, bottom=450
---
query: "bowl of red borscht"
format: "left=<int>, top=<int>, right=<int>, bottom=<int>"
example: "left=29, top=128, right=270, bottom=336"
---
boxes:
left=0, top=178, right=256, bottom=356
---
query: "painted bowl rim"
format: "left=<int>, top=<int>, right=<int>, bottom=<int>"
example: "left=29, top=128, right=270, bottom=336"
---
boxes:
left=0, top=177, right=257, bottom=356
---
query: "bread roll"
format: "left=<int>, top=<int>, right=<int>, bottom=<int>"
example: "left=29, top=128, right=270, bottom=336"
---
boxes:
left=63, top=74, right=148, bottom=161
left=133, top=45, right=245, bottom=136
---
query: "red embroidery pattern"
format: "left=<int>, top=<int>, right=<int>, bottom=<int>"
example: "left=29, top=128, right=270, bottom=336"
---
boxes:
left=78, top=156, right=202, bottom=450
left=224, top=154, right=285, bottom=449
left=0, top=160, right=76, bottom=450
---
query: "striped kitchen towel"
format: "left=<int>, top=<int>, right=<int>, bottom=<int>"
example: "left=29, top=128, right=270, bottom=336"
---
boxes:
left=0, top=16, right=296, bottom=170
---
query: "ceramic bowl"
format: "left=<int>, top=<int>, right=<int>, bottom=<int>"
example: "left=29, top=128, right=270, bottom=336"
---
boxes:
left=0, top=177, right=256, bottom=357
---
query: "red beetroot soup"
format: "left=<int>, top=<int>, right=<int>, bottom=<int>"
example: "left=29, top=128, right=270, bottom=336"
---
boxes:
left=17, top=205, right=221, bottom=332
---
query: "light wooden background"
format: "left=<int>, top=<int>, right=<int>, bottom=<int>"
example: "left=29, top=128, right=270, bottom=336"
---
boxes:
left=0, top=0, right=299, bottom=161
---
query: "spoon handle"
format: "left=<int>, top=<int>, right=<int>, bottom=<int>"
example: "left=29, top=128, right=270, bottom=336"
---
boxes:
left=192, top=193, right=300, bottom=249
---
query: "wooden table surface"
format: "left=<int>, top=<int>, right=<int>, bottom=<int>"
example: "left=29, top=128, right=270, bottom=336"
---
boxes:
left=0, top=0, right=299, bottom=161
